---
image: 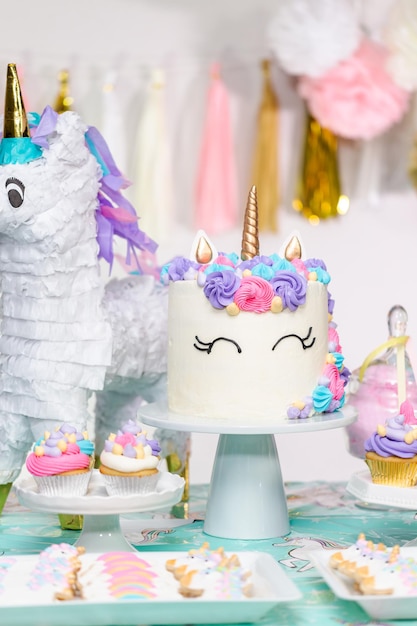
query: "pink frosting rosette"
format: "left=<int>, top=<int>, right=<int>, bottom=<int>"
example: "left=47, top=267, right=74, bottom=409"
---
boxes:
left=328, top=327, right=342, bottom=353
left=322, top=364, right=344, bottom=401
left=298, top=39, right=410, bottom=140
left=233, top=276, right=274, bottom=313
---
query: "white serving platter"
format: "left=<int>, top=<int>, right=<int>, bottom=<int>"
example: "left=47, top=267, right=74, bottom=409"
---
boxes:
left=347, top=470, right=417, bottom=510
left=310, top=547, right=417, bottom=620
left=0, top=550, right=301, bottom=626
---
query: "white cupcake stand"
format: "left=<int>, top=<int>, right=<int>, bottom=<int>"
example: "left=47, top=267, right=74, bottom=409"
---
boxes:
left=347, top=470, right=417, bottom=546
left=138, top=402, right=357, bottom=540
left=14, top=469, right=185, bottom=552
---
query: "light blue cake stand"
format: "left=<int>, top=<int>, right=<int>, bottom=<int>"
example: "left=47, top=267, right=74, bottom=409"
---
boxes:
left=138, top=403, right=357, bottom=540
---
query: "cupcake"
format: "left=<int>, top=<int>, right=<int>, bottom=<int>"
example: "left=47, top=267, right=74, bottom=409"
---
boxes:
left=26, top=423, right=94, bottom=496
left=99, top=420, right=161, bottom=496
left=364, top=400, right=417, bottom=487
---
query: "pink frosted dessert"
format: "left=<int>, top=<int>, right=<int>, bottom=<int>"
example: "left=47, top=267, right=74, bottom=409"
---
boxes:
left=26, top=424, right=94, bottom=496
left=364, top=400, right=417, bottom=487
left=346, top=363, right=417, bottom=458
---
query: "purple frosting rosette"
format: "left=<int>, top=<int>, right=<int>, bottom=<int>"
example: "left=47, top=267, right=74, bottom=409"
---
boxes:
left=270, top=271, right=307, bottom=311
left=203, top=270, right=241, bottom=309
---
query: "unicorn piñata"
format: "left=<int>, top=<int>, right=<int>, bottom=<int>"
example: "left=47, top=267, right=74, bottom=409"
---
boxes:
left=0, top=64, right=168, bottom=508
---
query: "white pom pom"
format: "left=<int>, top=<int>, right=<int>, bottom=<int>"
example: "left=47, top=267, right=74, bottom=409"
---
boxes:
left=267, top=0, right=361, bottom=77
left=384, top=0, right=417, bottom=91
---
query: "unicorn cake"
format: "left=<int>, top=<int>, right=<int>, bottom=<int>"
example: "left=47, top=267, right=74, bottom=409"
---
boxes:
left=163, top=187, right=349, bottom=422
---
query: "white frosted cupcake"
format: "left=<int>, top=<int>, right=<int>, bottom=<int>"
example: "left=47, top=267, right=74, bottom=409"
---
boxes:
left=99, top=420, right=161, bottom=496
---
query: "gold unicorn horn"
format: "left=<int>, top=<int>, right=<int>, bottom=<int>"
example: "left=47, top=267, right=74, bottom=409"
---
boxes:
left=241, top=185, right=259, bottom=260
left=3, top=63, right=30, bottom=139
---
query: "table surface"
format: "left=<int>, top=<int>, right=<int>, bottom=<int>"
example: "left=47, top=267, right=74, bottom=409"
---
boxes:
left=2, top=480, right=417, bottom=626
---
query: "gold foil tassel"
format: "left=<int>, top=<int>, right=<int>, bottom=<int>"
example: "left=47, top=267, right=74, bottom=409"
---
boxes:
left=166, top=452, right=190, bottom=502
left=293, top=113, right=349, bottom=224
left=0, top=482, right=12, bottom=514
left=53, top=70, right=74, bottom=113
left=241, top=185, right=259, bottom=260
left=251, top=59, right=279, bottom=231
left=3, top=63, right=29, bottom=138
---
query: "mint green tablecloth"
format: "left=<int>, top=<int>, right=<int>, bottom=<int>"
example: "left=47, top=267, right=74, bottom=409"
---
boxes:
left=2, top=481, right=417, bottom=626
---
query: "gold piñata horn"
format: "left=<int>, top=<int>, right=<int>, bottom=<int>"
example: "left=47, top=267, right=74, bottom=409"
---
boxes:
left=3, top=63, right=29, bottom=139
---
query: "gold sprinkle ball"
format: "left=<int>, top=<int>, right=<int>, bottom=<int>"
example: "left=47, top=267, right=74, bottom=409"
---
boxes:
left=270, top=296, right=283, bottom=313
left=226, top=303, right=240, bottom=316
left=112, top=443, right=123, bottom=455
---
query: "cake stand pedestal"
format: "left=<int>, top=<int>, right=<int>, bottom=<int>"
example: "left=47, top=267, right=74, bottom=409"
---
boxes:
left=138, top=403, right=357, bottom=540
left=14, top=469, right=185, bottom=552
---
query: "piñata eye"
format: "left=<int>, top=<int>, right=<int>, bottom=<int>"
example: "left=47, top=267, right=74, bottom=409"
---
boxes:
left=5, top=177, right=25, bottom=208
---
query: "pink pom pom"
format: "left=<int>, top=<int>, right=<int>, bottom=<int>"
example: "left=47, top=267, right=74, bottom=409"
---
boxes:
left=298, top=39, right=410, bottom=140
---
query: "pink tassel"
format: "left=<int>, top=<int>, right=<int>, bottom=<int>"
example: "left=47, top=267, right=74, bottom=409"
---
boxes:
left=194, top=63, right=237, bottom=234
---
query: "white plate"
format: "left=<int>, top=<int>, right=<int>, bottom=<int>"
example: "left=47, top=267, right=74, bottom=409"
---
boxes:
left=0, top=550, right=301, bottom=626
left=310, top=547, right=417, bottom=620
left=346, top=470, right=417, bottom=510
left=138, top=401, right=357, bottom=434
left=14, top=469, right=185, bottom=515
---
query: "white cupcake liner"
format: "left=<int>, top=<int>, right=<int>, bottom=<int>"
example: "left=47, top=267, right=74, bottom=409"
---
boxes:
left=102, top=472, right=159, bottom=496
left=34, top=470, right=92, bottom=496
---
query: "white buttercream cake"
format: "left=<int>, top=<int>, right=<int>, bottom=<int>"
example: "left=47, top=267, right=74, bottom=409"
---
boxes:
left=162, top=189, right=349, bottom=423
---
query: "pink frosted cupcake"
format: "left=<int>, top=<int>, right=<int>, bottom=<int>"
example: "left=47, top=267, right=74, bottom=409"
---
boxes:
left=26, top=424, right=94, bottom=496
left=99, top=420, right=161, bottom=496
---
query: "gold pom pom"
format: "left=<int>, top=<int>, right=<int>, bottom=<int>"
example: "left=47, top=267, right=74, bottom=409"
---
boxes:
left=242, top=269, right=252, bottom=277
left=308, top=271, right=317, bottom=281
left=35, top=446, right=44, bottom=457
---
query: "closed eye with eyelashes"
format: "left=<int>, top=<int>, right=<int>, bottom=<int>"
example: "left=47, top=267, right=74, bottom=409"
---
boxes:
left=272, top=326, right=316, bottom=351
left=194, top=335, right=242, bottom=354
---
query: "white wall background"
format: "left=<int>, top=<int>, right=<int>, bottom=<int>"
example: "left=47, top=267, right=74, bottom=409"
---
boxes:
left=1, top=0, right=417, bottom=484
